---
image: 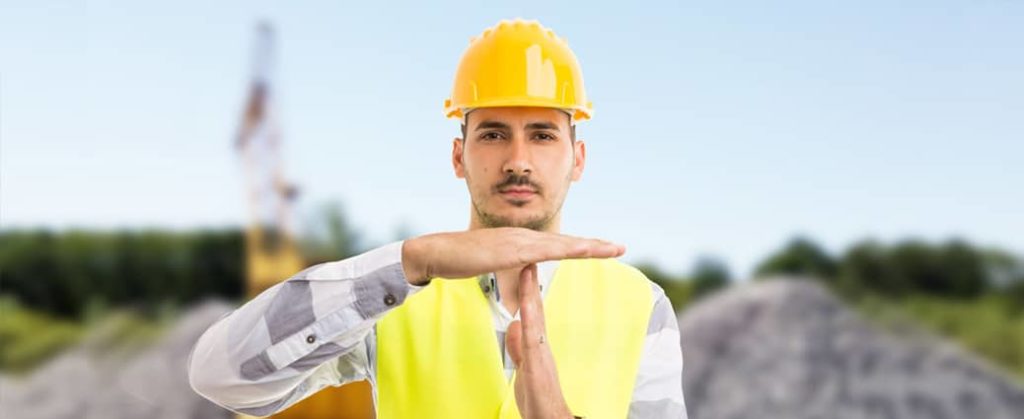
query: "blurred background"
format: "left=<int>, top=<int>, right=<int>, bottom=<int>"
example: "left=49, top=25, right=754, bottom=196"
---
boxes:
left=1, top=1, right=1022, bottom=418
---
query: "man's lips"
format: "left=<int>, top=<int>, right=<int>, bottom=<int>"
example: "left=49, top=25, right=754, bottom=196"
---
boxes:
left=499, top=188, right=537, bottom=199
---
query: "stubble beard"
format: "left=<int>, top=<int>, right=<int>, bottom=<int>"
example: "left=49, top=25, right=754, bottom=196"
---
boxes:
left=468, top=172, right=570, bottom=233
left=473, top=199, right=554, bottom=232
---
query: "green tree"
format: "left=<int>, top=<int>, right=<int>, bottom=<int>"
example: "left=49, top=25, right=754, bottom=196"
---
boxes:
left=839, top=240, right=901, bottom=296
left=936, top=240, right=987, bottom=298
left=754, top=237, right=837, bottom=281
left=636, top=263, right=693, bottom=310
left=301, top=201, right=363, bottom=264
left=690, top=257, right=731, bottom=298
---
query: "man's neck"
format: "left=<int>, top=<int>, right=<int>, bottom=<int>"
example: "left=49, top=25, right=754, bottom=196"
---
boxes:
left=494, top=267, right=523, bottom=315
left=467, top=214, right=561, bottom=315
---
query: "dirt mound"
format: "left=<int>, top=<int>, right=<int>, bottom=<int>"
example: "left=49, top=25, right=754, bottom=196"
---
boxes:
left=678, top=278, right=1024, bottom=419
left=0, top=300, right=235, bottom=419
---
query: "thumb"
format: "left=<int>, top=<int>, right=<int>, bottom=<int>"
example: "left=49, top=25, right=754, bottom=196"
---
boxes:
left=506, top=320, right=524, bottom=368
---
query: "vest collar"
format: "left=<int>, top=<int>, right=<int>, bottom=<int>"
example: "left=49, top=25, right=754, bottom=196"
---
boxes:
left=477, top=260, right=561, bottom=300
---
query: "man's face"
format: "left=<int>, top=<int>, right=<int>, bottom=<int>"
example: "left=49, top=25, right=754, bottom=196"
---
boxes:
left=453, top=107, right=586, bottom=231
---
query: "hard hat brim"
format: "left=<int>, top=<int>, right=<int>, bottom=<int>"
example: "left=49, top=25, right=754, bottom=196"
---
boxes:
left=445, top=99, right=592, bottom=122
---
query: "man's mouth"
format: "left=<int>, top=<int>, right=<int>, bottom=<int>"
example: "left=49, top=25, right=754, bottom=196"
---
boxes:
left=499, top=187, right=537, bottom=199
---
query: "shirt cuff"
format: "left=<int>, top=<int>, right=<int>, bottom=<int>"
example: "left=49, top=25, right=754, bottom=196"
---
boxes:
left=351, top=240, right=423, bottom=319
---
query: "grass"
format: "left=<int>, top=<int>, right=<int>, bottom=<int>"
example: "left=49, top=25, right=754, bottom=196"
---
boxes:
left=0, top=296, right=175, bottom=375
left=854, top=292, right=1024, bottom=382
left=0, top=296, right=84, bottom=374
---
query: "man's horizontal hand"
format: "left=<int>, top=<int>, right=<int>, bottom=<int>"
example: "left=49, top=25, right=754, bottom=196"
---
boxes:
left=401, top=227, right=626, bottom=286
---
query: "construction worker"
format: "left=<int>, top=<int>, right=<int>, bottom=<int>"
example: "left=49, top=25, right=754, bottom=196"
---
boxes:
left=189, top=19, right=687, bottom=419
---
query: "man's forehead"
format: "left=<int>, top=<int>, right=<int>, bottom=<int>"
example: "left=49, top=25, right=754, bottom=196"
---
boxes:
left=465, top=107, right=573, bottom=129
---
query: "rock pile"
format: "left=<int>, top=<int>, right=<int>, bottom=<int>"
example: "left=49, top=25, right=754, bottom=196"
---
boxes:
left=0, top=300, right=235, bottom=419
left=678, top=278, right=1024, bottom=419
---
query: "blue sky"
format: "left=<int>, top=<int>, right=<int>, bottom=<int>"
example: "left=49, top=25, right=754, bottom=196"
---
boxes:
left=2, top=1, right=1022, bottom=278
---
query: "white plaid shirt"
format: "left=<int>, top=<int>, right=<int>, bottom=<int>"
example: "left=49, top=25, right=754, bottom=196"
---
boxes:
left=188, top=241, right=688, bottom=418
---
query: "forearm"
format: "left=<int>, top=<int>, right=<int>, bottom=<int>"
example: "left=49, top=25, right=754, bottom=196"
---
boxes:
left=187, top=241, right=421, bottom=415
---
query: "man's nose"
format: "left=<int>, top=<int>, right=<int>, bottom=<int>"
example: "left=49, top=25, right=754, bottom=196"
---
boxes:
left=503, top=139, right=532, bottom=175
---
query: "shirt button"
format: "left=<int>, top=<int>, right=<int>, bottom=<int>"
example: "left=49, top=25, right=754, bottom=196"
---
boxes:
left=306, top=334, right=316, bottom=344
left=482, top=285, right=491, bottom=293
left=383, top=293, right=397, bottom=306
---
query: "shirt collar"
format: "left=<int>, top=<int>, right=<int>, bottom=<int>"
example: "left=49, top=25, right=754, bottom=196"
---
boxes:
left=478, top=260, right=561, bottom=300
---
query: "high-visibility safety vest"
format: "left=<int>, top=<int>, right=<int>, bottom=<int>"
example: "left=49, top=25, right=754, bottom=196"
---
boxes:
left=376, top=258, right=654, bottom=419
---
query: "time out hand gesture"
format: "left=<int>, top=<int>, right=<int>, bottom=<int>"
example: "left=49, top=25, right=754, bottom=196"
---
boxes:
left=401, top=227, right=624, bottom=285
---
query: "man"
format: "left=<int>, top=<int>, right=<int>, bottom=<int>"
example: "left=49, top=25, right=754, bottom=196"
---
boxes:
left=189, top=19, right=687, bottom=419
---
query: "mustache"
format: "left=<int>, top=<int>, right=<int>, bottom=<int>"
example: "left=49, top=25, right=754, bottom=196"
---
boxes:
left=494, top=174, right=542, bottom=195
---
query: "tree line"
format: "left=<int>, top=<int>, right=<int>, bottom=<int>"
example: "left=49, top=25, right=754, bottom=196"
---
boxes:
left=1, top=227, right=1021, bottom=320
left=0, top=229, right=244, bottom=319
left=753, top=237, right=1024, bottom=301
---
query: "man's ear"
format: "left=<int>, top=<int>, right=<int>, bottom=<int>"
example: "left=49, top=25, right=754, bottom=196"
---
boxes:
left=452, top=138, right=466, bottom=179
left=571, top=139, right=586, bottom=181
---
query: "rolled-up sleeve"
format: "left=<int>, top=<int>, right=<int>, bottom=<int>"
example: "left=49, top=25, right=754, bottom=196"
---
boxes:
left=187, top=241, right=422, bottom=417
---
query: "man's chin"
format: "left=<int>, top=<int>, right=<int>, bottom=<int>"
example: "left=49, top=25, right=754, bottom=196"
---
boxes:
left=480, top=210, right=550, bottom=231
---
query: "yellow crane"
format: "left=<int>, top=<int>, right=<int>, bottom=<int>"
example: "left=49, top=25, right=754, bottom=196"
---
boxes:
left=235, top=21, right=374, bottom=419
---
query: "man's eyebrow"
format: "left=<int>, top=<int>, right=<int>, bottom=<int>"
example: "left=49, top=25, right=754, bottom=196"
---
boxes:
left=474, top=120, right=512, bottom=131
left=525, top=121, right=560, bottom=131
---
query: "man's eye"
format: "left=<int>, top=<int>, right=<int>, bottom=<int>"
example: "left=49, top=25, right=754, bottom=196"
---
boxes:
left=534, top=133, right=556, bottom=141
left=481, top=132, right=503, bottom=140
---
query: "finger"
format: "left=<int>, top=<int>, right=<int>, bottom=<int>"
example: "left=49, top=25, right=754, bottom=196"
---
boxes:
left=565, top=239, right=626, bottom=259
left=517, top=234, right=626, bottom=266
left=518, top=264, right=546, bottom=355
left=506, top=320, right=524, bottom=368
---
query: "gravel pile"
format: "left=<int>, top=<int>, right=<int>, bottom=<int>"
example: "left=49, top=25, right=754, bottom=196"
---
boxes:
left=678, top=278, right=1024, bottom=419
left=0, top=300, right=235, bottom=419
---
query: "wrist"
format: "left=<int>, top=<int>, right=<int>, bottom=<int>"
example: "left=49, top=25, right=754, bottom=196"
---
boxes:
left=401, top=238, right=428, bottom=286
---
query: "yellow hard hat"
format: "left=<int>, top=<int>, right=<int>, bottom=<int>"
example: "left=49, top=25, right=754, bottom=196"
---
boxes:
left=444, top=19, right=593, bottom=122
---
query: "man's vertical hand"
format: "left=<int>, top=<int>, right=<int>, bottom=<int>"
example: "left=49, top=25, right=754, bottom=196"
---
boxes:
left=506, top=264, right=574, bottom=419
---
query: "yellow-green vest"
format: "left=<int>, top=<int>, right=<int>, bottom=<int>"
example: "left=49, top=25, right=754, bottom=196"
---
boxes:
left=376, top=258, right=653, bottom=419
